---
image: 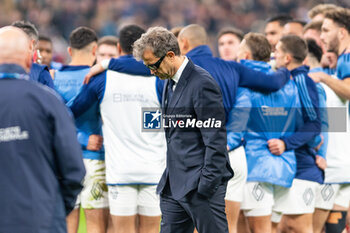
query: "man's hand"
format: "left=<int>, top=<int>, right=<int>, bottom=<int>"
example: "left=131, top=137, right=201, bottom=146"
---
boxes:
left=84, top=63, right=104, bottom=84
left=315, top=155, right=327, bottom=170
left=267, top=139, right=286, bottom=155
left=86, top=134, right=103, bottom=151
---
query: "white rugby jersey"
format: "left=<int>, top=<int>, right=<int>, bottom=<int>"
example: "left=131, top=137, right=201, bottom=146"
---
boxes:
left=323, top=53, right=350, bottom=184
left=101, top=70, right=166, bottom=185
left=322, top=82, right=350, bottom=183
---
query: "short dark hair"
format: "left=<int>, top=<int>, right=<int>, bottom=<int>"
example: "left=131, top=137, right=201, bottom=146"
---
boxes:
left=244, top=33, right=271, bottom=62
left=324, top=8, right=350, bottom=34
left=280, top=35, right=308, bottom=63
left=217, top=27, right=244, bottom=41
left=267, top=14, right=293, bottom=27
left=97, top=36, right=118, bottom=47
left=306, top=39, right=323, bottom=62
left=38, top=35, right=52, bottom=44
left=11, top=20, right=38, bottom=42
left=119, top=25, right=145, bottom=54
left=69, top=26, right=98, bottom=50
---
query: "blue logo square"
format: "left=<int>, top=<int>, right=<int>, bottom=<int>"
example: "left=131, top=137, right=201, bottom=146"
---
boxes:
left=143, top=110, right=162, bottom=129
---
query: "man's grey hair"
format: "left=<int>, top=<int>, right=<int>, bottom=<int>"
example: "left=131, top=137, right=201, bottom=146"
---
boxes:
left=11, top=20, right=39, bottom=42
left=133, top=26, right=180, bottom=60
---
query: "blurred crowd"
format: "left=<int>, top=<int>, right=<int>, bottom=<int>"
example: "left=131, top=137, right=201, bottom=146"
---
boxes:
left=1, top=0, right=349, bottom=63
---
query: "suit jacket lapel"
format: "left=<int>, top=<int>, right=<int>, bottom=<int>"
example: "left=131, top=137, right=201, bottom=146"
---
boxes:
left=167, top=61, right=194, bottom=115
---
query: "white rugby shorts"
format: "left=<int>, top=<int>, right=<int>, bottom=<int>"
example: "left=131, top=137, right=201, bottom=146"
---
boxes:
left=108, top=185, right=161, bottom=216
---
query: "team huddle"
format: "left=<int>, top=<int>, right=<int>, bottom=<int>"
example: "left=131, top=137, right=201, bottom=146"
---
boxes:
left=0, top=3, right=349, bottom=233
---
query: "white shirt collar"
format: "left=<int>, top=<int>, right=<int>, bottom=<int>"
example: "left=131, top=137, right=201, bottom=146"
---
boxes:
left=171, top=56, right=188, bottom=84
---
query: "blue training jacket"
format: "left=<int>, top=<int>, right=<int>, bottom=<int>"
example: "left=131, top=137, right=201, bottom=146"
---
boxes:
left=236, top=60, right=301, bottom=187
left=226, top=87, right=251, bottom=151
left=281, top=65, right=323, bottom=184
left=54, top=65, right=104, bottom=160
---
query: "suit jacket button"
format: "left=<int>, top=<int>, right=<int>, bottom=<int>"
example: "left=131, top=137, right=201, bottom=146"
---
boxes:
left=167, top=139, right=171, bottom=144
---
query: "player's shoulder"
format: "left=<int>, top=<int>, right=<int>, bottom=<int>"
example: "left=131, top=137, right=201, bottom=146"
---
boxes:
left=192, top=63, right=214, bottom=82
left=94, top=70, right=107, bottom=79
left=190, top=65, right=221, bottom=96
left=338, top=52, right=350, bottom=62
left=337, top=53, right=350, bottom=71
left=86, top=70, right=107, bottom=89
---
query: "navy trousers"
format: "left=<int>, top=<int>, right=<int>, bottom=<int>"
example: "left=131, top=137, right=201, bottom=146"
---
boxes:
left=160, top=182, right=228, bottom=233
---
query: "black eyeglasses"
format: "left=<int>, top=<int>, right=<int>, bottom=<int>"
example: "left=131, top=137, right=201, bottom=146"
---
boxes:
left=146, top=54, right=166, bottom=70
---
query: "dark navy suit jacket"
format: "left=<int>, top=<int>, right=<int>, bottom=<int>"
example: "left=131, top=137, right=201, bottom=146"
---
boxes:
left=156, top=60, right=233, bottom=200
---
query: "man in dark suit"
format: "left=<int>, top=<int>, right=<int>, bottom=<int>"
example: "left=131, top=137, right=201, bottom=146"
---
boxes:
left=133, top=26, right=233, bottom=233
